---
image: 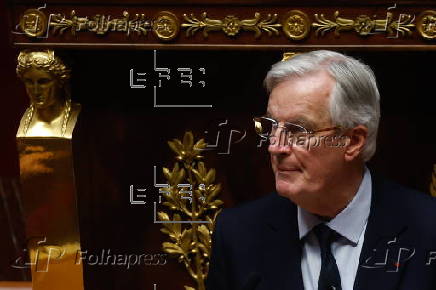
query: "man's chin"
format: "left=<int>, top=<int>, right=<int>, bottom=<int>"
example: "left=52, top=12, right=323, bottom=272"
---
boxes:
left=275, top=179, right=300, bottom=199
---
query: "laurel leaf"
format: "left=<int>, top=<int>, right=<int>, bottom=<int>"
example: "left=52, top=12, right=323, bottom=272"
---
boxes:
left=163, top=242, right=184, bottom=255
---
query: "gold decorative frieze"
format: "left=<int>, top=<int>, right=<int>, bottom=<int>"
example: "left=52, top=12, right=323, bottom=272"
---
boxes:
left=19, top=9, right=180, bottom=40
left=18, top=7, right=436, bottom=43
left=181, top=12, right=281, bottom=38
left=282, top=10, right=310, bottom=40
left=312, top=11, right=415, bottom=37
left=50, top=10, right=152, bottom=36
left=417, top=10, right=436, bottom=40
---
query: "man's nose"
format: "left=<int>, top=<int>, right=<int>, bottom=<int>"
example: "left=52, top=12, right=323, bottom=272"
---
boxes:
left=268, top=129, right=292, bottom=154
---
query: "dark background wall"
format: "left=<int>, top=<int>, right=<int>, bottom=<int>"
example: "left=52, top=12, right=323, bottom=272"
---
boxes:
left=0, top=0, right=29, bottom=282
left=64, top=49, right=436, bottom=290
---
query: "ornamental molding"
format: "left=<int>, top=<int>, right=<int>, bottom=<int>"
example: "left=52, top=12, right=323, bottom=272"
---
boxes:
left=312, top=10, right=415, bottom=37
left=181, top=12, right=282, bottom=38
left=20, top=9, right=180, bottom=41
left=16, top=7, right=436, bottom=42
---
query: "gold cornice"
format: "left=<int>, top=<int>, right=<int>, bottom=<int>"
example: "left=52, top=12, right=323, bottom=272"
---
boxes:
left=16, top=7, right=436, bottom=43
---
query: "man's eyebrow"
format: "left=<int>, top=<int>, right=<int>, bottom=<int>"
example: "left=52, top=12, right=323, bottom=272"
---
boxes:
left=293, top=117, right=315, bottom=126
left=264, top=113, right=317, bottom=129
left=287, top=117, right=317, bottom=129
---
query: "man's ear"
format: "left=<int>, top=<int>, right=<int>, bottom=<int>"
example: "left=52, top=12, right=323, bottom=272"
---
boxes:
left=344, top=125, right=368, bottom=162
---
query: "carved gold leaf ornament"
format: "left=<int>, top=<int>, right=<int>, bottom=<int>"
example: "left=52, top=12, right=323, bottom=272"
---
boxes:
left=181, top=12, right=281, bottom=38
left=49, top=10, right=79, bottom=35
left=389, top=13, right=415, bottom=36
left=20, top=9, right=47, bottom=37
left=417, top=10, right=436, bottom=40
left=312, top=10, right=415, bottom=37
left=312, top=11, right=352, bottom=36
left=282, top=10, right=311, bottom=40
left=159, top=132, right=223, bottom=290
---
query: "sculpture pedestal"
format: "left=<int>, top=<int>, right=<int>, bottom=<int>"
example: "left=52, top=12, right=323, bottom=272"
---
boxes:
left=17, top=138, right=84, bottom=290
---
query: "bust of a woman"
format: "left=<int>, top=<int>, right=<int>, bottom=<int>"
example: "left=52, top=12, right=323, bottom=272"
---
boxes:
left=16, top=50, right=80, bottom=138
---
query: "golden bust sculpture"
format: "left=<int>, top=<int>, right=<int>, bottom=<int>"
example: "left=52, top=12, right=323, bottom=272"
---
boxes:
left=16, top=50, right=80, bottom=138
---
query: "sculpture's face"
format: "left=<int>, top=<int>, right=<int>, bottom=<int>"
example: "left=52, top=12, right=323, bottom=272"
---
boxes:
left=22, top=67, right=60, bottom=109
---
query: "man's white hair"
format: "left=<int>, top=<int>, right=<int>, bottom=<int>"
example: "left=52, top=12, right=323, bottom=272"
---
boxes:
left=264, top=50, right=381, bottom=161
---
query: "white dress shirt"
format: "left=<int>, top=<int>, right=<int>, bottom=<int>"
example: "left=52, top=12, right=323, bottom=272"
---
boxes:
left=298, top=167, right=372, bottom=290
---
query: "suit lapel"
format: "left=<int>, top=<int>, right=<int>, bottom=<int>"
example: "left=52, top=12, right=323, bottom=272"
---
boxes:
left=261, top=194, right=304, bottom=290
left=354, top=175, right=409, bottom=290
left=258, top=175, right=409, bottom=290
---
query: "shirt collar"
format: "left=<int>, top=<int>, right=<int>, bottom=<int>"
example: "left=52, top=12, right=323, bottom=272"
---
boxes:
left=297, top=167, right=372, bottom=245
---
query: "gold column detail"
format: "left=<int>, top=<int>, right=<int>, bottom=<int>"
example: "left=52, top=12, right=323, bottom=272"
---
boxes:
left=158, top=132, right=223, bottom=290
left=282, top=52, right=300, bottom=61
left=313, top=11, right=415, bottom=37
left=417, top=10, right=436, bottom=40
left=182, top=12, right=282, bottom=38
left=16, top=50, right=84, bottom=290
left=430, top=164, right=436, bottom=197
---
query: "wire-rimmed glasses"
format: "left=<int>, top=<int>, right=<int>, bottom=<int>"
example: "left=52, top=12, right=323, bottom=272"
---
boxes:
left=253, top=116, right=342, bottom=145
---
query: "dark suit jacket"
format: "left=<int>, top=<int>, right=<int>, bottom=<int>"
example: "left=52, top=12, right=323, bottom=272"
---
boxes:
left=206, top=177, right=436, bottom=290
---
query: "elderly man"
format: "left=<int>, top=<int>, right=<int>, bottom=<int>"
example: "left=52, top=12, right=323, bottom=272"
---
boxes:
left=206, top=50, right=436, bottom=290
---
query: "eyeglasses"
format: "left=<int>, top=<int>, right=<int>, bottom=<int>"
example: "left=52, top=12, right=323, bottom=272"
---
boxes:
left=253, top=116, right=342, bottom=140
